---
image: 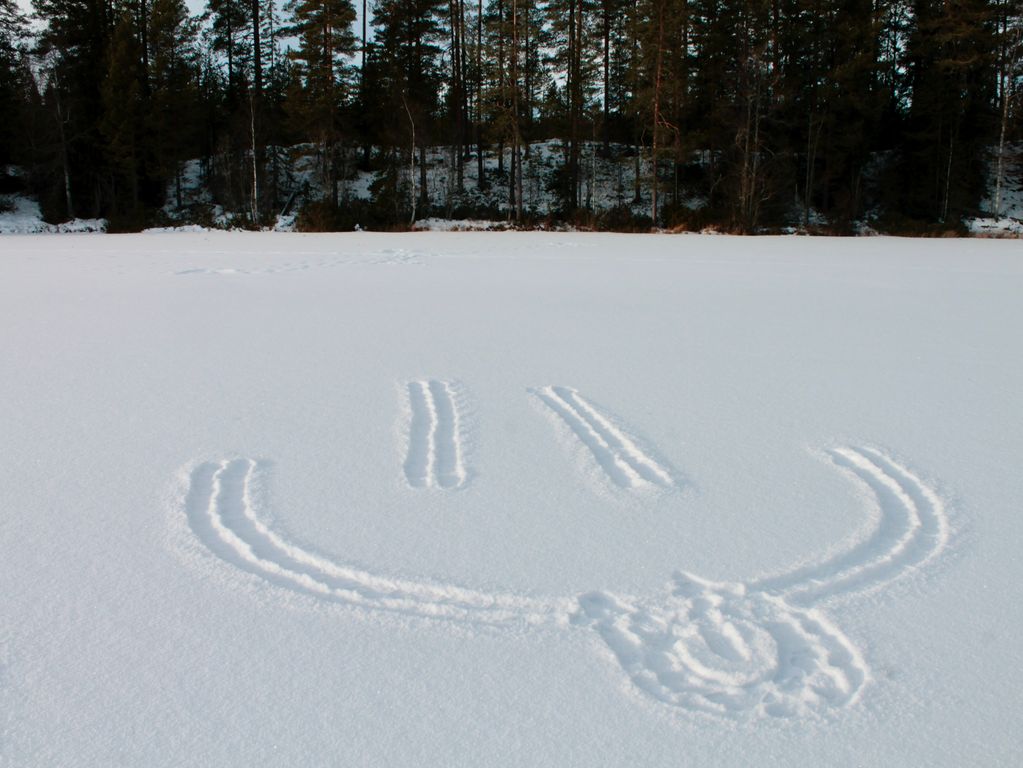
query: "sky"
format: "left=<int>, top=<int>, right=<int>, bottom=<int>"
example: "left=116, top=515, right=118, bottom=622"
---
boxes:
left=15, top=0, right=372, bottom=33
left=16, top=0, right=231, bottom=13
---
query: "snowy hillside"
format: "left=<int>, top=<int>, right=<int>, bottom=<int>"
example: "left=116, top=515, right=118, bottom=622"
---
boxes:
left=5, top=141, right=1021, bottom=235
left=1, top=232, right=1021, bottom=766
left=968, top=143, right=1023, bottom=236
left=159, top=141, right=683, bottom=230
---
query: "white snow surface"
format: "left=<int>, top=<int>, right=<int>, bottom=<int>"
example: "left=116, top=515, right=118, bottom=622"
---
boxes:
left=967, top=217, right=1023, bottom=237
left=1, top=232, right=1021, bottom=766
left=0, top=194, right=107, bottom=234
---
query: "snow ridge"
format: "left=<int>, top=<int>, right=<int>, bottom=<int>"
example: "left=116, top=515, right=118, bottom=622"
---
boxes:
left=578, top=575, right=869, bottom=719
left=532, top=385, right=676, bottom=489
left=751, top=447, right=950, bottom=605
left=185, top=458, right=562, bottom=627
left=403, top=380, right=468, bottom=490
left=576, top=447, right=948, bottom=719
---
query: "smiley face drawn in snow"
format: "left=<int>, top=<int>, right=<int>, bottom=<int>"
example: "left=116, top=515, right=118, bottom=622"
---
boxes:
left=176, top=384, right=950, bottom=720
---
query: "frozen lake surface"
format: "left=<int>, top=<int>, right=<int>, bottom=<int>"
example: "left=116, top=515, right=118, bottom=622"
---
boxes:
left=1, top=231, right=1021, bottom=765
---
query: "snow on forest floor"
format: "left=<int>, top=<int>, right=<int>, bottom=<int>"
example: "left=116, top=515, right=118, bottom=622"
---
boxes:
left=4, top=139, right=1021, bottom=235
left=1, top=232, right=1022, bottom=766
left=0, top=193, right=106, bottom=234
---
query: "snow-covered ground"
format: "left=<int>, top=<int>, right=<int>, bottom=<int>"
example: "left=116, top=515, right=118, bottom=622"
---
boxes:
left=160, top=141, right=708, bottom=227
left=0, top=193, right=106, bottom=234
left=2, top=232, right=1022, bottom=766
left=969, top=143, right=1023, bottom=236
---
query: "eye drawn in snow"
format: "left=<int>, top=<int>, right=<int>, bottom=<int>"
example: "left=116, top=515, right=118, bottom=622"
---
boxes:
left=403, top=380, right=469, bottom=490
left=531, top=385, right=677, bottom=490
left=179, top=445, right=949, bottom=721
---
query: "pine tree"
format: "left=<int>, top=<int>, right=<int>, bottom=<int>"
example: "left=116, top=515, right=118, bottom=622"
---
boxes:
left=286, top=0, right=357, bottom=206
left=899, top=0, right=996, bottom=224
left=0, top=0, right=29, bottom=168
left=208, top=0, right=249, bottom=100
left=33, top=0, right=114, bottom=218
left=544, top=0, right=599, bottom=211
left=992, top=0, right=1022, bottom=216
left=598, top=0, right=630, bottom=154
left=371, top=0, right=446, bottom=213
left=101, top=11, right=146, bottom=220
left=149, top=0, right=200, bottom=209
left=259, top=0, right=294, bottom=213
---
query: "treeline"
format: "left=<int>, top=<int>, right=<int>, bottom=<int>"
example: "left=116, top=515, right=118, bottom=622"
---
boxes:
left=0, top=0, right=1021, bottom=231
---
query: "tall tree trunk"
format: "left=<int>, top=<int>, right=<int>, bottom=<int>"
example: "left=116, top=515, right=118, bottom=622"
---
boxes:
left=460, top=0, right=470, bottom=161
left=651, top=1, right=665, bottom=225
left=403, top=93, right=416, bottom=224
left=497, top=0, right=505, bottom=175
left=249, top=0, right=263, bottom=222
left=569, top=0, right=581, bottom=209
left=226, top=17, right=234, bottom=99
left=449, top=0, right=461, bottom=190
left=567, top=0, right=575, bottom=204
left=602, top=0, right=610, bottom=156
left=53, top=74, right=74, bottom=218
left=631, top=0, right=640, bottom=204
left=419, top=145, right=428, bottom=211
left=941, top=122, right=956, bottom=224
left=994, top=24, right=1019, bottom=218
left=250, top=89, right=259, bottom=223
left=476, top=0, right=485, bottom=188
left=524, top=0, right=532, bottom=156
left=139, top=0, right=150, bottom=94
left=803, top=111, right=822, bottom=227
left=511, top=0, right=522, bottom=219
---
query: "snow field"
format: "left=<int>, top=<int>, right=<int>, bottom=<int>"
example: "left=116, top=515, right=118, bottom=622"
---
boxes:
left=1, top=231, right=1021, bottom=766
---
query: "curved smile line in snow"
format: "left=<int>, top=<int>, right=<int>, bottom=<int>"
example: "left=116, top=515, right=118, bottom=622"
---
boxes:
left=180, top=420, right=949, bottom=720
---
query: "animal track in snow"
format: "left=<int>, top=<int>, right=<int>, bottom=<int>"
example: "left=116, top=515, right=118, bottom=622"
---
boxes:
left=531, top=385, right=676, bottom=489
left=178, top=445, right=950, bottom=721
left=173, top=249, right=424, bottom=276
left=369, top=248, right=425, bottom=265
left=174, top=258, right=350, bottom=276
left=403, top=380, right=469, bottom=490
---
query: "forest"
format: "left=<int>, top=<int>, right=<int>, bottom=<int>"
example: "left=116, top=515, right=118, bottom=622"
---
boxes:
left=0, top=0, right=1021, bottom=232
